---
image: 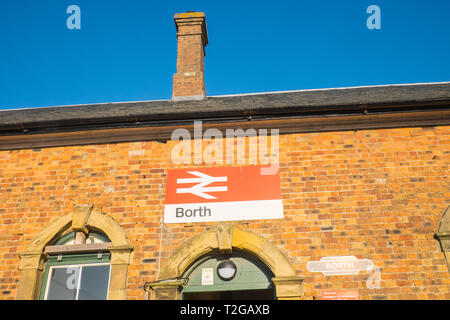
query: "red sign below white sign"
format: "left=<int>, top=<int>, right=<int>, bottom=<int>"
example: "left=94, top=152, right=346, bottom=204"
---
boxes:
left=164, top=165, right=283, bottom=223
left=321, top=290, right=359, bottom=300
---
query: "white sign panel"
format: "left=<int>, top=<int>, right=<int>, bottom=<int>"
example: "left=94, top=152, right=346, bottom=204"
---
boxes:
left=306, top=256, right=374, bottom=275
left=201, top=268, right=214, bottom=286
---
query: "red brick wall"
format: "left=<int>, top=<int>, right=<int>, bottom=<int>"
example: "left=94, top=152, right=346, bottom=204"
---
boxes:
left=0, top=126, right=449, bottom=300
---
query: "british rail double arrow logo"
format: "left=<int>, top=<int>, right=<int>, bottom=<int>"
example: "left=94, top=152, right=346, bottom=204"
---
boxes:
left=176, top=171, right=228, bottom=199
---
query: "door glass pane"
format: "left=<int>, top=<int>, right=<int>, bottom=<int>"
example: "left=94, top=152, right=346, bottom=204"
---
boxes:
left=77, top=265, right=110, bottom=300
left=46, top=267, right=80, bottom=300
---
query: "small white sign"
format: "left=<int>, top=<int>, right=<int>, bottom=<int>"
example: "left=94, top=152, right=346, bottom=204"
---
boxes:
left=306, top=256, right=373, bottom=275
left=201, top=268, right=214, bottom=286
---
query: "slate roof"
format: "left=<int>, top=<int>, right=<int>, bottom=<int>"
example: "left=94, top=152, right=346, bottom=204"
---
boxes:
left=1, top=82, right=450, bottom=134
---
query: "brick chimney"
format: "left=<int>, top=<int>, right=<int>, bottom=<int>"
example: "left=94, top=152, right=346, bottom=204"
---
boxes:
left=172, top=11, right=208, bottom=100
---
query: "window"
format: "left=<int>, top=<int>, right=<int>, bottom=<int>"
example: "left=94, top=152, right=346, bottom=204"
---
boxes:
left=39, top=231, right=112, bottom=300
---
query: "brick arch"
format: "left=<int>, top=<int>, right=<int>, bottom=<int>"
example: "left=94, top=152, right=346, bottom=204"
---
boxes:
left=150, top=224, right=303, bottom=300
left=17, top=205, right=133, bottom=300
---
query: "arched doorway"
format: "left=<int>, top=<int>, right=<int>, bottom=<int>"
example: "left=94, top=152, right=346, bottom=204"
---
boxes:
left=147, top=224, right=304, bottom=300
left=181, top=251, right=275, bottom=300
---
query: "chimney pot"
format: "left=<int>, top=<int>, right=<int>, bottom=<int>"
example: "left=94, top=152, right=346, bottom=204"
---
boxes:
left=172, top=11, right=208, bottom=100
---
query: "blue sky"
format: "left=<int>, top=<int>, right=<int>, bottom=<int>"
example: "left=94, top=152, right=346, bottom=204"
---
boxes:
left=0, top=0, right=449, bottom=110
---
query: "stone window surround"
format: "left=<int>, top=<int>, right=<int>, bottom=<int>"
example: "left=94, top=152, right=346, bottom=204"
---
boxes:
left=17, top=205, right=133, bottom=300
